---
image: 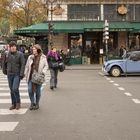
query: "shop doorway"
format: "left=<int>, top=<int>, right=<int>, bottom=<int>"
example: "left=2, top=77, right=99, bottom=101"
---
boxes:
left=84, top=32, right=102, bottom=64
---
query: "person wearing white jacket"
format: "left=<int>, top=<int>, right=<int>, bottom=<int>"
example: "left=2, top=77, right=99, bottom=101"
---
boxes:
left=24, top=44, right=48, bottom=110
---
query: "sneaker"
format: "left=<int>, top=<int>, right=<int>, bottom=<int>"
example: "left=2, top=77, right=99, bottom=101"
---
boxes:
left=16, top=103, right=21, bottom=110
left=9, top=104, right=16, bottom=110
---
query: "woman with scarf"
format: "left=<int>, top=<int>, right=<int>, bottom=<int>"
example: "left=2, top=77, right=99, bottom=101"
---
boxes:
left=24, top=44, right=48, bottom=110
left=47, top=47, right=61, bottom=90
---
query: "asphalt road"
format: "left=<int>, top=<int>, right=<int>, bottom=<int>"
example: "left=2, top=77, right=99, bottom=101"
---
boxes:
left=0, top=68, right=140, bottom=140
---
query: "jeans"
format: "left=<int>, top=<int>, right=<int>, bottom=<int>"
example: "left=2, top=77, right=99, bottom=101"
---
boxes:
left=28, top=80, right=42, bottom=105
left=7, top=74, right=21, bottom=105
left=50, top=69, right=58, bottom=88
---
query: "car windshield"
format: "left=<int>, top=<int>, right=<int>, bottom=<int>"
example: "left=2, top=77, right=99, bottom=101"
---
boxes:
left=123, top=52, right=131, bottom=59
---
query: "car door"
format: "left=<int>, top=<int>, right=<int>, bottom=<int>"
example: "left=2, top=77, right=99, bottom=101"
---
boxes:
left=126, top=52, right=140, bottom=73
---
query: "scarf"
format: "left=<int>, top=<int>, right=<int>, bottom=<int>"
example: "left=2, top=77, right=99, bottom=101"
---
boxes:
left=47, top=50, right=59, bottom=61
left=31, top=54, right=41, bottom=95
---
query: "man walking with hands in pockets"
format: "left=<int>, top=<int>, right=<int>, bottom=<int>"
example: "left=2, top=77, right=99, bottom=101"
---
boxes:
left=2, top=41, right=25, bottom=110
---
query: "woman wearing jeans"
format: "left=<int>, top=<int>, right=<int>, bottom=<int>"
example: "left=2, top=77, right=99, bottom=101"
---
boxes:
left=47, top=47, right=61, bottom=90
left=24, top=44, right=48, bottom=110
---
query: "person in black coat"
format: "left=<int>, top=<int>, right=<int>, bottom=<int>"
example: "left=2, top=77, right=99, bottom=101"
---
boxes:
left=2, top=41, right=25, bottom=110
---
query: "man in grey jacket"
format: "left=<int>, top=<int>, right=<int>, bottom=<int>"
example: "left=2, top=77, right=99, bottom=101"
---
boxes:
left=2, top=41, right=25, bottom=110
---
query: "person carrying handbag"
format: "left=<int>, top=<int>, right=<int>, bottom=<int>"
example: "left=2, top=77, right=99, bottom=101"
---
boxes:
left=24, top=44, right=48, bottom=110
left=47, top=47, right=61, bottom=90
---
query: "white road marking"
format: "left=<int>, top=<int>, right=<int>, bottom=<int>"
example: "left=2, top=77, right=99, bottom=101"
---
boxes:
left=0, top=108, right=28, bottom=115
left=132, top=99, right=140, bottom=104
left=0, top=87, right=27, bottom=91
left=109, top=80, right=114, bottom=83
left=0, top=78, right=26, bottom=82
left=106, top=78, right=111, bottom=80
left=0, top=93, right=28, bottom=96
left=98, top=72, right=104, bottom=76
left=113, top=83, right=119, bottom=86
left=0, top=122, right=19, bottom=131
left=103, top=75, right=140, bottom=105
left=0, top=83, right=27, bottom=86
left=0, top=99, right=30, bottom=103
left=118, top=87, right=125, bottom=91
left=124, top=92, right=132, bottom=97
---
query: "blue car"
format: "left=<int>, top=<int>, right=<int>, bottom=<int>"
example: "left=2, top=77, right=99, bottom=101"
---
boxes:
left=102, top=51, right=140, bottom=77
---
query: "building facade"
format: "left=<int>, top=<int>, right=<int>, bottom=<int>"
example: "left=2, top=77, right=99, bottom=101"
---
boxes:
left=46, top=0, right=140, bottom=64
left=15, top=0, right=140, bottom=64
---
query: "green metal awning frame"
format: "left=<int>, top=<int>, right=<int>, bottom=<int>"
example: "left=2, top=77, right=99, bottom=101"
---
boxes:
left=14, top=21, right=138, bottom=37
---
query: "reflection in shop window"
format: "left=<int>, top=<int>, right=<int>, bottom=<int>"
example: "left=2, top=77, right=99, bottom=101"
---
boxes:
left=70, top=34, right=82, bottom=58
left=129, top=34, right=140, bottom=51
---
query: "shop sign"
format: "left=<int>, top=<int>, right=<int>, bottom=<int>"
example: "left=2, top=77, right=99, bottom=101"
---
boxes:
left=85, top=28, right=102, bottom=32
left=117, top=5, right=128, bottom=15
left=110, top=29, right=131, bottom=31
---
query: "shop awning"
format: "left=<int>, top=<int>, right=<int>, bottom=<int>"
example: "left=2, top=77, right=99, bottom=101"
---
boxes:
left=131, top=22, right=140, bottom=33
left=109, top=22, right=133, bottom=31
left=14, top=21, right=134, bottom=37
left=14, top=21, right=85, bottom=37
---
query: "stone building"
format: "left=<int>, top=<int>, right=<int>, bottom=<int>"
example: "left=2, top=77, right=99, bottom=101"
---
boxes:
left=15, top=0, right=140, bottom=64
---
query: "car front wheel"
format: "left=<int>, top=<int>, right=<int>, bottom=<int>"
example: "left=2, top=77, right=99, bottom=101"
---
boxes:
left=110, top=66, right=121, bottom=77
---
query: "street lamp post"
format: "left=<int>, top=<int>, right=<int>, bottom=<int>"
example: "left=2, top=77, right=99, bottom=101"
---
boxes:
left=103, top=20, right=109, bottom=61
left=42, top=0, right=56, bottom=49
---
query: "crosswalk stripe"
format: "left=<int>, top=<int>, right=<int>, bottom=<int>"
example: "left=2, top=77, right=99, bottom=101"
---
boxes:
left=132, top=99, right=140, bottom=104
left=0, top=87, right=27, bottom=91
left=0, top=122, right=19, bottom=131
left=0, top=93, right=28, bottom=96
left=0, top=81, right=26, bottom=84
left=0, top=99, right=30, bottom=103
left=0, top=83, right=27, bottom=86
left=0, top=71, right=46, bottom=132
left=0, top=108, right=28, bottom=115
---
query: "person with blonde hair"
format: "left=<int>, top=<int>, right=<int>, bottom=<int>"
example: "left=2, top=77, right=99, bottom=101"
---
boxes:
left=47, top=47, right=61, bottom=90
left=24, top=44, right=48, bottom=110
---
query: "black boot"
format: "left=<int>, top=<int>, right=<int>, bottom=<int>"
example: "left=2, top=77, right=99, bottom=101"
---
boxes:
left=9, top=104, right=16, bottom=110
left=29, top=104, right=34, bottom=110
left=16, top=103, right=21, bottom=110
left=34, top=104, right=39, bottom=110
left=50, top=86, right=54, bottom=90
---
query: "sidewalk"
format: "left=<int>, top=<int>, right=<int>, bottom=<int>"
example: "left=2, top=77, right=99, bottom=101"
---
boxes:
left=65, top=64, right=102, bottom=70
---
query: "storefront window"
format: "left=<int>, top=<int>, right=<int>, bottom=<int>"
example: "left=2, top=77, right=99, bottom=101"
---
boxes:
left=104, top=4, right=133, bottom=21
left=70, top=34, right=83, bottom=58
left=103, top=32, right=118, bottom=58
left=135, top=5, right=140, bottom=21
left=68, top=4, right=100, bottom=21
left=129, top=33, right=140, bottom=51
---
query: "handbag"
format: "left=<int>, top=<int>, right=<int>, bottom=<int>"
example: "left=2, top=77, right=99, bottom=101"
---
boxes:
left=59, top=62, right=65, bottom=72
left=31, top=70, right=45, bottom=85
left=51, top=62, right=59, bottom=69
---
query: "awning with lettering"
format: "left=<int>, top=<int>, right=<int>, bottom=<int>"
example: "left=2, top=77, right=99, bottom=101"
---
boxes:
left=14, top=21, right=135, bottom=37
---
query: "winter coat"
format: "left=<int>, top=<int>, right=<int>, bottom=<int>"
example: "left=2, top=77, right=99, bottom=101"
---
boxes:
left=3, top=51, right=25, bottom=76
left=24, top=54, right=48, bottom=82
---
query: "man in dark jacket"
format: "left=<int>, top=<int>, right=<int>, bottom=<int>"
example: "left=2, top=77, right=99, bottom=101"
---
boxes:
left=2, top=41, right=25, bottom=110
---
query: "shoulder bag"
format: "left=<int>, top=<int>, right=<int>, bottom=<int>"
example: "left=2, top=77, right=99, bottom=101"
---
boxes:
left=31, top=70, right=45, bottom=85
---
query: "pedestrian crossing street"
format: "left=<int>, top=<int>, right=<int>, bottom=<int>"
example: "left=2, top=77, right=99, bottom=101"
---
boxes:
left=0, top=70, right=50, bottom=132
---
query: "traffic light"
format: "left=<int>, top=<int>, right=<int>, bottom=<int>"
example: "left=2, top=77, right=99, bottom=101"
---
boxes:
left=48, top=22, right=54, bottom=34
left=103, top=20, right=109, bottom=41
